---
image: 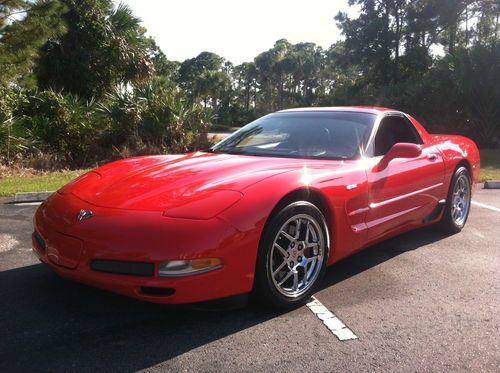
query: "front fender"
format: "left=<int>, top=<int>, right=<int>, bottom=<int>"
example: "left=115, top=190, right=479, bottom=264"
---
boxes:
left=218, top=164, right=369, bottom=266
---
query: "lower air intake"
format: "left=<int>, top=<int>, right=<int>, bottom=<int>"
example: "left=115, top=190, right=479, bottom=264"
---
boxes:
left=140, top=287, right=176, bottom=296
left=91, top=259, right=154, bottom=277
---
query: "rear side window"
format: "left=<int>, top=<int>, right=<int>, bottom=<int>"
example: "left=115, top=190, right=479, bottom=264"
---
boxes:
left=374, top=115, right=422, bottom=156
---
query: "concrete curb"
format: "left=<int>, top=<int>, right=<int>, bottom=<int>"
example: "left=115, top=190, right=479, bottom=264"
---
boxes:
left=14, top=191, right=54, bottom=203
left=0, top=197, right=15, bottom=204
left=484, top=181, right=500, bottom=189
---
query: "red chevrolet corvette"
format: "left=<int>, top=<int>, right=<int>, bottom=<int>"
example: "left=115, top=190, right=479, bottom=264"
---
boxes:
left=33, top=107, right=480, bottom=307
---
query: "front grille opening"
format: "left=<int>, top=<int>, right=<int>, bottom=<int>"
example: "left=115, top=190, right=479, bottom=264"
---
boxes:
left=34, top=231, right=46, bottom=251
left=91, top=260, right=154, bottom=277
left=140, top=287, right=176, bottom=296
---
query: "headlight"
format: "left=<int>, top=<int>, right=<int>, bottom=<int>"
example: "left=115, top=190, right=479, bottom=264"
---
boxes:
left=158, top=258, right=223, bottom=277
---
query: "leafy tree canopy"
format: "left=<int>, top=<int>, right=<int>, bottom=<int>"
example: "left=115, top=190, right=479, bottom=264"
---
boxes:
left=36, top=0, right=154, bottom=99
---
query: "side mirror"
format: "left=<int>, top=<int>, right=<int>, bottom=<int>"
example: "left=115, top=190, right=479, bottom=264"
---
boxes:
left=379, top=143, right=422, bottom=168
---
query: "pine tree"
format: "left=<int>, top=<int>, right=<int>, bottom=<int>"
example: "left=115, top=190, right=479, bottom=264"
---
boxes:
left=0, top=0, right=66, bottom=88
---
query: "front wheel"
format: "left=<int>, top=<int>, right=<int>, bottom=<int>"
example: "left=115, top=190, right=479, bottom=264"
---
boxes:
left=254, top=201, right=329, bottom=308
left=440, top=166, right=472, bottom=233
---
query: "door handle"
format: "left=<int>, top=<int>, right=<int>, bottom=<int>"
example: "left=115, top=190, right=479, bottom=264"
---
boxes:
left=427, top=153, right=438, bottom=161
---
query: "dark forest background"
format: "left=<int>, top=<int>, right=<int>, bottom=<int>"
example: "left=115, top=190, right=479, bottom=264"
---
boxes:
left=1, top=0, right=499, bottom=169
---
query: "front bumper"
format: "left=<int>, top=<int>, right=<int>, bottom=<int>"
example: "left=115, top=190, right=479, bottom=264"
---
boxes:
left=33, top=192, right=258, bottom=304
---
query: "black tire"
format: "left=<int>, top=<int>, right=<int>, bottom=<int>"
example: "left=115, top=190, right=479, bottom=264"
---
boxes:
left=253, top=201, right=330, bottom=308
left=440, top=166, right=472, bottom=233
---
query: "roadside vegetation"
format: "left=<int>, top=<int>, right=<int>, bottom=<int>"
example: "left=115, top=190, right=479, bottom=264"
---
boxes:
left=0, top=167, right=87, bottom=197
left=479, top=149, right=500, bottom=181
left=1, top=0, right=499, bottom=175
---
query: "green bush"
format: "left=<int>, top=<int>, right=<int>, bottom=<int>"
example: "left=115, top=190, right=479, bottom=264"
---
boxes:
left=1, top=83, right=211, bottom=169
left=98, top=78, right=209, bottom=154
left=15, top=90, right=100, bottom=167
left=0, top=88, right=30, bottom=163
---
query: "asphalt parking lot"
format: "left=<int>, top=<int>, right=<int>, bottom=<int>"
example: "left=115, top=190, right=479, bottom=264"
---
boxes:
left=0, top=187, right=499, bottom=372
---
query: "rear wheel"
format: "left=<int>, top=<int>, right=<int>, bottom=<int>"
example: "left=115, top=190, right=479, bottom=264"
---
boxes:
left=440, top=166, right=471, bottom=233
left=254, top=201, right=329, bottom=308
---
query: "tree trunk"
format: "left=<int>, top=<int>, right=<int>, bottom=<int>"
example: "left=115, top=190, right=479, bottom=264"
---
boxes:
left=245, top=82, right=250, bottom=112
left=382, top=2, right=391, bottom=85
left=278, top=74, right=284, bottom=110
left=212, top=96, right=217, bottom=113
left=394, top=5, right=401, bottom=84
left=495, top=13, right=499, bottom=46
left=449, top=22, right=457, bottom=54
left=465, top=0, right=469, bottom=47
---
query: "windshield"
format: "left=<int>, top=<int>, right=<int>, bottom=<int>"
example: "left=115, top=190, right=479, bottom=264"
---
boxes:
left=211, top=111, right=377, bottom=160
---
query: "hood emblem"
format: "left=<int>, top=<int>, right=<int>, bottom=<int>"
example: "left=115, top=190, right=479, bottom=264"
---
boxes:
left=77, top=209, right=95, bottom=221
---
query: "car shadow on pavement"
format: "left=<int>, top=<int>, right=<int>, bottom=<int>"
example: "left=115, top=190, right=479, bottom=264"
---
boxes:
left=0, top=263, right=283, bottom=372
left=0, top=225, right=450, bottom=372
left=320, top=225, right=452, bottom=291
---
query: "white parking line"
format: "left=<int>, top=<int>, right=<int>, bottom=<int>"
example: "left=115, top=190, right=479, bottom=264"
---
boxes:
left=471, top=201, right=500, bottom=213
left=306, top=296, right=358, bottom=341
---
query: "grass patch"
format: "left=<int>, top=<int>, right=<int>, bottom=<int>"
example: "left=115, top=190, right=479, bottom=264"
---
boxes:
left=0, top=169, right=88, bottom=197
left=479, top=149, right=500, bottom=182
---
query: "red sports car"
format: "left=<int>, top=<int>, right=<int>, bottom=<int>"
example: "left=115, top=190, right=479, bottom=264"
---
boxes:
left=33, top=107, right=480, bottom=307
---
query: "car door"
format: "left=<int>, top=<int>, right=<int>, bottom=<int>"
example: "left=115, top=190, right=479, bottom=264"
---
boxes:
left=365, top=114, right=445, bottom=241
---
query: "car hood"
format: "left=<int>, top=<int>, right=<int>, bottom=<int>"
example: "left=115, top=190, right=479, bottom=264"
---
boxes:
left=62, top=152, right=339, bottom=213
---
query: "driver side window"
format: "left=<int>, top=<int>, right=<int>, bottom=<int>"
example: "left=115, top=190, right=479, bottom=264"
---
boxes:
left=374, top=116, right=422, bottom=156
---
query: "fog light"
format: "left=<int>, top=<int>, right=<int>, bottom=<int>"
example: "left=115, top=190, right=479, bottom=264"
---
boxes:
left=158, top=258, right=223, bottom=277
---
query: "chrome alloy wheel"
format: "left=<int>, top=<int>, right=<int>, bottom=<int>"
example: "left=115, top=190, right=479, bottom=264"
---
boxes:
left=451, top=173, right=471, bottom=226
left=269, top=214, right=325, bottom=298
